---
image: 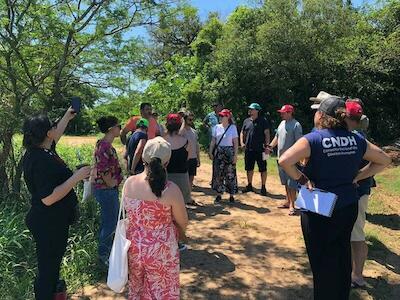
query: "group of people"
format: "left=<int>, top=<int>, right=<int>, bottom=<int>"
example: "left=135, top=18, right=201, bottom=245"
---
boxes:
left=21, top=92, right=391, bottom=300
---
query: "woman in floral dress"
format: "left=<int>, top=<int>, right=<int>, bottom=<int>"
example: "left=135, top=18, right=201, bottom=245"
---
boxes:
left=122, top=136, right=189, bottom=300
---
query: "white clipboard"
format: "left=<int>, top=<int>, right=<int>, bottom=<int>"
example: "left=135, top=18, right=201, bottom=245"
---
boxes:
left=295, top=186, right=338, bottom=217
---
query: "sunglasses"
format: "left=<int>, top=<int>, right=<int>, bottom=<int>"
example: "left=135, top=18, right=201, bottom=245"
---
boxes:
left=108, top=124, right=122, bottom=131
left=187, top=118, right=194, bottom=122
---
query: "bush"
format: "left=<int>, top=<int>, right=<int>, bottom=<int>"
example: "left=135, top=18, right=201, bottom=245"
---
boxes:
left=0, top=200, right=36, bottom=299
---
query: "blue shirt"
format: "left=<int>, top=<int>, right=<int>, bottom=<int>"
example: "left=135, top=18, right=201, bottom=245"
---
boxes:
left=127, top=131, right=148, bottom=173
left=353, top=130, right=375, bottom=197
left=204, top=112, right=219, bottom=128
left=303, top=129, right=367, bottom=210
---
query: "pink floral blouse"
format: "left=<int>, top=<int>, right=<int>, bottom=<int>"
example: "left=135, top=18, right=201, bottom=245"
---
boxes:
left=94, top=140, right=123, bottom=189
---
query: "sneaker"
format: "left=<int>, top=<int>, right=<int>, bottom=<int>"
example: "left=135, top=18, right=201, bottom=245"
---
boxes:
left=229, top=195, right=235, bottom=203
left=214, top=195, right=222, bottom=204
left=260, top=186, right=267, bottom=196
left=242, top=185, right=253, bottom=193
left=178, top=242, right=188, bottom=251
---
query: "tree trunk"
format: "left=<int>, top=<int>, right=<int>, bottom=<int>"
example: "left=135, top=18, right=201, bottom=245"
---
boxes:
left=0, top=131, right=13, bottom=196
left=12, top=155, right=24, bottom=196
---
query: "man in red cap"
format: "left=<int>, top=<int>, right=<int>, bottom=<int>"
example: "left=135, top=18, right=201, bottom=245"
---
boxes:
left=268, top=104, right=303, bottom=215
left=345, top=100, right=375, bottom=288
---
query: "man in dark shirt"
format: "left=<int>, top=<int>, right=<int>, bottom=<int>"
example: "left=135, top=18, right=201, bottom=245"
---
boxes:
left=241, top=103, right=271, bottom=195
left=126, top=118, right=149, bottom=175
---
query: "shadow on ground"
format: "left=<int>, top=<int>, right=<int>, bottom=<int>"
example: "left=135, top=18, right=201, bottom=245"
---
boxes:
left=367, top=236, right=400, bottom=276
left=350, top=276, right=400, bottom=300
left=181, top=221, right=312, bottom=299
left=181, top=249, right=236, bottom=274
left=187, top=204, right=231, bottom=221
left=367, top=213, right=400, bottom=230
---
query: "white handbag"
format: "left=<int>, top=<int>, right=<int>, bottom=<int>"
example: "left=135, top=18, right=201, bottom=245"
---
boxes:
left=107, top=191, right=131, bottom=293
left=82, top=179, right=93, bottom=201
left=82, top=158, right=96, bottom=201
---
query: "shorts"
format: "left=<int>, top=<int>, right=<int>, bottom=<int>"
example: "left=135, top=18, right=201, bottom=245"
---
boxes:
left=187, top=158, right=198, bottom=177
left=351, top=194, right=369, bottom=241
left=245, top=150, right=267, bottom=172
left=277, top=161, right=298, bottom=189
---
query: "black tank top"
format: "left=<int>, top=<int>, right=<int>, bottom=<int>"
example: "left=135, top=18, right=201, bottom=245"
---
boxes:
left=167, top=141, right=188, bottom=173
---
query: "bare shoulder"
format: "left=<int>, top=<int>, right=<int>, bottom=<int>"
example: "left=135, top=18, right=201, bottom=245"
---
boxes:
left=163, top=181, right=183, bottom=201
left=123, top=175, right=139, bottom=194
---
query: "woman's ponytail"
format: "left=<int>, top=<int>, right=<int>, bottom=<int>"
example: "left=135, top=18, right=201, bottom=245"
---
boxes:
left=147, top=157, right=167, bottom=198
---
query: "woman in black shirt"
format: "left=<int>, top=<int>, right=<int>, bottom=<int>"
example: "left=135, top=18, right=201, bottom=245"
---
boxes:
left=164, top=114, right=191, bottom=204
left=23, top=108, right=91, bottom=300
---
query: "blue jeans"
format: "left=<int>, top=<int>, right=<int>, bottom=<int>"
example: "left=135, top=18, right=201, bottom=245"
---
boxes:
left=94, top=188, right=119, bottom=262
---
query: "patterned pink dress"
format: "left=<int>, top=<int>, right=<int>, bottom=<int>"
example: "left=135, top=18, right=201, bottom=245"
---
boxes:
left=124, top=188, right=180, bottom=300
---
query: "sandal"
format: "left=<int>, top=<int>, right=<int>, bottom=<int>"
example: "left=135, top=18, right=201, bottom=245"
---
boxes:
left=288, top=209, right=297, bottom=216
left=278, top=204, right=290, bottom=209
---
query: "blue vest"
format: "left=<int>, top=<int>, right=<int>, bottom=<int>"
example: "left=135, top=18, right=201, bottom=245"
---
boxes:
left=303, top=129, right=367, bottom=210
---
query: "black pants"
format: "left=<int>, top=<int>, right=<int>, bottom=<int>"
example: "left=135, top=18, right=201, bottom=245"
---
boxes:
left=26, top=208, right=70, bottom=300
left=301, top=202, right=358, bottom=300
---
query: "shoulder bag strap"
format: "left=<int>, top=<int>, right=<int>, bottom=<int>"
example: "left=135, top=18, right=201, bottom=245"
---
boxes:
left=214, top=124, right=232, bottom=154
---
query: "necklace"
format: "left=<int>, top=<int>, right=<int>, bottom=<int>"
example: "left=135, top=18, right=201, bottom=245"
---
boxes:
left=42, top=147, right=68, bottom=167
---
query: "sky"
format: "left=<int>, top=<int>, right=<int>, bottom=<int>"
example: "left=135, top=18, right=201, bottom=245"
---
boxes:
left=190, top=0, right=254, bottom=21
left=190, top=0, right=373, bottom=21
left=132, top=0, right=374, bottom=39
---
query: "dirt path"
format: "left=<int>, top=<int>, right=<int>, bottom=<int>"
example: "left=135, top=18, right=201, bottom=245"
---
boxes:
left=72, top=162, right=400, bottom=300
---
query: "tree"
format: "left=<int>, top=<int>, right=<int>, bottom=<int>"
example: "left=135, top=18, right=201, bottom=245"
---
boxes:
left=143, top=4, right=201, bottom=79
left=139, top=0, right=399, bottom=141
left=0, top=0, right=172, bottom=196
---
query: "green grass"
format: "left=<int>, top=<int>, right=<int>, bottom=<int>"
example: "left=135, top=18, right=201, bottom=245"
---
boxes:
left=0, top=201, right=36, bottom=299
left=358, top=166, right=400, bottom=300
left=373, top=167, right=400, bottom=195
left=368, top=167, right=400, bottom=215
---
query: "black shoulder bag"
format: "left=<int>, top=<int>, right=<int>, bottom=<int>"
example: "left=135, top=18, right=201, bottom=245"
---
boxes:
left=212, top=124, right=232, bottom=156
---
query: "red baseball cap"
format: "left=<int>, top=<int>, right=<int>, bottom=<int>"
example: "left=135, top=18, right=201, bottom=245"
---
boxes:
left=218, top=109, right=232, bottom=118
left=166, top=113, right=182, bottom=124
left=346, top=101, right=363, bottom=117
left=277, top=105, right=294, bottom=113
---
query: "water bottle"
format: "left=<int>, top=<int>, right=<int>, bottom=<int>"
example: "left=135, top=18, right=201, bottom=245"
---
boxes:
left=262, top=152, right=269, bottom=161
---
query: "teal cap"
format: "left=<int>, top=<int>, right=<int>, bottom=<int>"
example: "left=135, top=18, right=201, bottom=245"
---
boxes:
left=248, top=103, right=262, bottom=110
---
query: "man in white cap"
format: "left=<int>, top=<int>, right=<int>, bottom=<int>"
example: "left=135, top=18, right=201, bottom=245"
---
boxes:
left=309, top=91, right=334, bottom=110
left=310, top=91, right=336, bottom=132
